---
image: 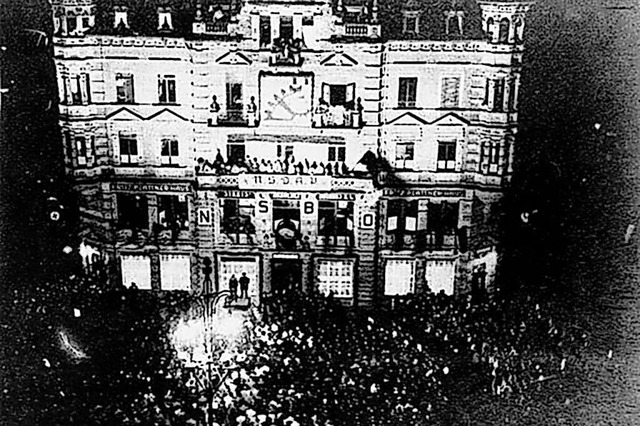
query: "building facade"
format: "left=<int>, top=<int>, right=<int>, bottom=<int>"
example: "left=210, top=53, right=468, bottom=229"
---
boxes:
left=52, top=0, right=534, bottom=306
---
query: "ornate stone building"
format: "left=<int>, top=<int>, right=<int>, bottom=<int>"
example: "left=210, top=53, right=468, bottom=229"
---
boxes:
left=52, top=0, right=534, bottom=306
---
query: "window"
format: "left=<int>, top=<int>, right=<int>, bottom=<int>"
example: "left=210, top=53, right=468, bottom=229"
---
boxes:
left=427, top=202, right=459, bottom=234
left=514, top=18, right=523, bottom=43
left=273, top=200, right=300, bottom=250
left=498, top=18, right=510, bottom=43
left=226, top=144, right=245, bottom=166
left=160, top=254, right=191, bottom=291
left=481, top=142, right=501, bottom=174
left=158, top=195, right=188, bottom=231
left=441, top=77, right=461, bottom=108
left=116, top=73, right=134, bottom=103
left=278, top=145, right=294, bottom=159
left=425, top=260, right=456, bottom=296
left=66, top=16, right=77, bottom=33
left=437, top=141, right=456, bottom=171
left=119, top=132, right=139, bottom=164
left=68, top=73, right=90, bottom=105
left=395, top=142, right=414, bottom=162
left=318, top=201, right=354, bottom=237
left=120, top=255, right=152, bottom=290
left=302, top=16, right=314, bottom=26
left=64, top=131, right=73, bottom=161
left=386, top=199, right=428, bottom=234
left=221, top=199, right=255, bottom=234
left=226, top=82, right=243, bottom=111
left=160, top=137, right=179, bottom=165
left=81, top=17, right=90, bottom=29
left=315, top=259, right=355, bottom=298
left=322, top=83, right=355, bottom=108
left=328, top=146, right=346, bottom=162
left=117, top=194, right=148, bottom=230
left=403, top=13, right=419, bottom=34
left=75, top=135, right=94, bottom=166
left=493, top=78, right=505, bottom=112
left=158, top=75, right=176, bottom=104
left=398, top=77, right=417, bottom=108
left=384, top=259, right=416, bottom=296
left=260, top=16, right=271, bottom=48
left=508, top=78, right=517, bottom=111
left=279, top=16, right=293, bottom=41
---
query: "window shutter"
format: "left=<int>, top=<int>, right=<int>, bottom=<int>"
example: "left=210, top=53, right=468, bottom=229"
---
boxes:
left=345, top=83, right=355, bottom=104
left=417, top=199, right=428, bottom=231
left=322, top=83, right=330, bottom=103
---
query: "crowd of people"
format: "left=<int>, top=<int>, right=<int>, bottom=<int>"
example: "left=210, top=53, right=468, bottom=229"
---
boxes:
left=171, top=289, right=589, bottom=426
left=196, top=150, right=356, bottom=177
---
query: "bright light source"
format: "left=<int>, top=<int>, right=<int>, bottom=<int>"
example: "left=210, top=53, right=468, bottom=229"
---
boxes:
left=594, top=123, right=601, bottom=130
left=62, top=246, right=73, bottom=254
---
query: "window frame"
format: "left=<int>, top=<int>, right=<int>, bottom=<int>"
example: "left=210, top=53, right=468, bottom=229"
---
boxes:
left=160, top=137, right=179, bottom=165
left=118, top=132, right=139, bottom=165
left=115, top=73, right=134, bottom=104
left=157, top=194, right=189, bottom=231
left=158, top=74, right=176, bottom=104
left=398, top=77, right=417, bottom=108
left=436, top=141, right=456, bottom=171
left=315, top=258, right=355, bottom=299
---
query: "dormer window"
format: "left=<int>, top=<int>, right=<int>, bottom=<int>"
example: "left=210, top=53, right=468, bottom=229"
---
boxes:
left=445, top=10, right=464, bottom=36
left=402, top=11, right=419, bottom=34
left=114, top=6, right=129, bottom=29
left=158, top=7, right=173, bottom=31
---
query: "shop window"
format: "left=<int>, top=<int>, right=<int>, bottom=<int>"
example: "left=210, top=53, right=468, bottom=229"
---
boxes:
left=116, top=73, right=134, bottom=103
left=315, top=258, right=355, bottom=298
left=425, top=260, right=456, bottom=296
left=160, top=137, right=179, bottom=165
left=398, top=77, right=417, bottom=108
left=273, top=200, right=300, bottom=250
left=328, top=146, right=346, bottom=162
left=437, top=141, right=456, bottom=171
left=384, top=259, right=415, bottom=296
left=441, top=77, right=460, bottom=108
left=221, top=198, right=255, bottom=235
left=318, top=201, right=354, bottom=237
left=158, top=195, right=189, bottom=231
left=117, top=194, right=148, bottom=230
left=118, top=132, right=139, bottom=165
left=160, top=254, right=191, bottom=291
left=158, top=74, right=176, bottom=104
left=120, top=255, right=152, bottom=289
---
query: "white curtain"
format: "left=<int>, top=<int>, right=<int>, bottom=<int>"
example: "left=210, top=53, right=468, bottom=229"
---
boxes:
left=425, top=259, right=456, bottom=296
left=120, top=255, right=152, bottom=289
left=160, top=254, right=191, bottom=291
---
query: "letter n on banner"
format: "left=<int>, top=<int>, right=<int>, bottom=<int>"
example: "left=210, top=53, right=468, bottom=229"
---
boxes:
left=198, top=208, right=212, bottom=226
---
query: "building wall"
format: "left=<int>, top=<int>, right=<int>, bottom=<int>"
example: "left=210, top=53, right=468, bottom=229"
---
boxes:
left=52, top=0, right=533, bottom=304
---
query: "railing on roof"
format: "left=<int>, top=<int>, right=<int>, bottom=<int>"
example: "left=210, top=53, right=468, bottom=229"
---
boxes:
left=334, top=23, right=381, bottom=38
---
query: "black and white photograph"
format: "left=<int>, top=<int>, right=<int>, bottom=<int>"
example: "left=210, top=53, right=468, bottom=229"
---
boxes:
left=1, top=0, right=638, bottom=424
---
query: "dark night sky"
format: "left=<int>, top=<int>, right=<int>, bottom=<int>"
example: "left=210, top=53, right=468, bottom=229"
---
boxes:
left=1, top=0, right=639, bottom=422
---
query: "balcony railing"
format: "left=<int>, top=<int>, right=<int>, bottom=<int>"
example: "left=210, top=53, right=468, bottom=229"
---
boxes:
left=209, top=109, right=257, bottom=127
left=205, top=21, right=228, bottom=34
left=313, top=106, right=363, bottom=128
left=382, top=232, right=458, bottom=252
left=334, top=23, right=381, bottom=38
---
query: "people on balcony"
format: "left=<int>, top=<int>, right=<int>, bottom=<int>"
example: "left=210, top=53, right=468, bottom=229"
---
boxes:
left=271, top=37, right=304, bottom=65
left=209, top=95, right=220, bottom=126
left=314, top=97, right=363, bottom=128
left=196, top=151, right=353, bottom=177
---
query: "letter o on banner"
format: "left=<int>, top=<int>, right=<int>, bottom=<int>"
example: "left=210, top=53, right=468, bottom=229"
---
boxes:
left=361, top=212, right=374, bottom=229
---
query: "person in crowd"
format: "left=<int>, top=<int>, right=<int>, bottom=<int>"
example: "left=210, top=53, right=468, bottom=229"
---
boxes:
left=229, top=274, right=238, bottom=302
left=239, top=272, right=250, bottom=300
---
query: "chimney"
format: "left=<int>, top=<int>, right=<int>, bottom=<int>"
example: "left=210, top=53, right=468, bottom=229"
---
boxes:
left=114, top=5, right=129, bottom=29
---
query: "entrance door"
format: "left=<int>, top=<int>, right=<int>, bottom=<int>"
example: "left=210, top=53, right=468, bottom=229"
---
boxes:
left=271, top=259, right=302, bottom=294
left=218, top=256, right=259, bottom=301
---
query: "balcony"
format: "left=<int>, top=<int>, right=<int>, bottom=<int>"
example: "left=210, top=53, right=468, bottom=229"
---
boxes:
left=334, top=23, right=381, bottom=39
left=269, top=38, right=304, bottom=66
left=208, top=109, right=257, bottom=127
left=382, top=232, right=458, bottom=252
left=313, top=104, right=363, bottom=129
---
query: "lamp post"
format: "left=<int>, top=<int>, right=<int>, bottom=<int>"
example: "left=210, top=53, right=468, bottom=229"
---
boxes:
left=172, top=292, right=246, bottom=426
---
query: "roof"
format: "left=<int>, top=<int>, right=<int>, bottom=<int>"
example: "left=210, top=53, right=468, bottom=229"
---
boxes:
left=57, top=0, right=518, bottom=41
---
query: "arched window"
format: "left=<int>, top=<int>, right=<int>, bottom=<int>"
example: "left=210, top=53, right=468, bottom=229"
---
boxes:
left=498, top=18, right=510, bottom=43
left=486, top=17, right=494, bottom=40
left=514, top=18, right=524, bottom=42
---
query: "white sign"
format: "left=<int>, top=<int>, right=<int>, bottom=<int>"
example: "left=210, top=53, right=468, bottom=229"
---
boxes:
left=239, top=174, right=331, bottom=191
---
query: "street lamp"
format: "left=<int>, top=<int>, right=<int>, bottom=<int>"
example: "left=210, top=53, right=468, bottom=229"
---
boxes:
left=171, top=293, right=246, bottom=426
